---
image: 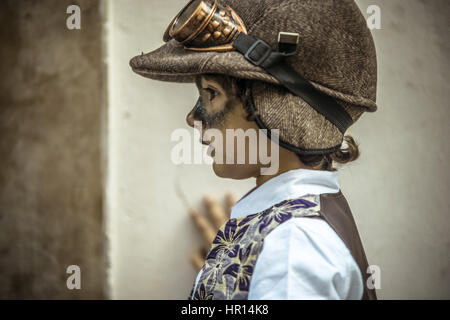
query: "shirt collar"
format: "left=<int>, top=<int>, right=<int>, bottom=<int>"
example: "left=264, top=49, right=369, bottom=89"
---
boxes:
left=230, top=168, right=340, bottom=219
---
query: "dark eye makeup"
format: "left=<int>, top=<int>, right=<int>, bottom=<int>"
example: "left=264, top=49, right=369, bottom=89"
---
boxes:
left=201, top=87, right=218, bottom=101
left=193, top=96, right=227, bottom=128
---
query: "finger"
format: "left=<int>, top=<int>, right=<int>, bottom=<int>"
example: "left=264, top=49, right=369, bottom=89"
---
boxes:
left=200, top=246, right=209, bottom=259
left=225, top=192, right=238, bottom=219
left=190, top=249, right=205, bottom=271
left=189, top=208, right=216, bottom=244
left=203, top=195, right=228, bottom=229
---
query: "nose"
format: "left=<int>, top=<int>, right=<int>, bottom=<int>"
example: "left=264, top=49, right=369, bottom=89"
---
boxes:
left=186, top=97, right=203, bottom=129
left=186, top=108, right=195, bottom=128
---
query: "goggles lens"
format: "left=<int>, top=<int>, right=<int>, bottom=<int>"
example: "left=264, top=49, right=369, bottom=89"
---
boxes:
left=163, top=0, right=247, bottom=52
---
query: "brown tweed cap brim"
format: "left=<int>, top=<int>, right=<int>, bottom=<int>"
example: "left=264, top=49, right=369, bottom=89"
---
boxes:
left=129, top=39, right=377, bottom=112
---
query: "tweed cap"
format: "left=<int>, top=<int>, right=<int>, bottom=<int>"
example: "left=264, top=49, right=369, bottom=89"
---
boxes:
left=130, top=0, right=377, bottom=153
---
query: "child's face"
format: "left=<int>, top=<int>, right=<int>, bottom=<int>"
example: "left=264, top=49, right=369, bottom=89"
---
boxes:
left=186, top=75, right=275, bottom=180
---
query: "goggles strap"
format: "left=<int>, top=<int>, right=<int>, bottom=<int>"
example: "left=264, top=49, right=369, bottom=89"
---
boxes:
left=233, top=33, right=353, bottom=134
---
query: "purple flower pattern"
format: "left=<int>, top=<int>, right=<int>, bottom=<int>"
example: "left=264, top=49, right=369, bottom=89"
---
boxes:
left=190, top=194, right=321, bottom=300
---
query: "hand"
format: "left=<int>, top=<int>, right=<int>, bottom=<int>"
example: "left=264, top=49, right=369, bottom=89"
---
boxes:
left=189, top=193, right=237, bottom=271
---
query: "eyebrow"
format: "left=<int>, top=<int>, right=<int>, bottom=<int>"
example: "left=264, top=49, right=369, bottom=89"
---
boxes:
left=195, top=75, right=226, bottom=94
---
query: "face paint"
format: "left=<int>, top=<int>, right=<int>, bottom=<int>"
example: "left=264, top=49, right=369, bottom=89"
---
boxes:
left=192, top=96, right=233, bottom=129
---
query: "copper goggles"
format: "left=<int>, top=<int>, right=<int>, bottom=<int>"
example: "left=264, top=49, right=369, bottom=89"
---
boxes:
left=163, top=0, right=247, bottom=52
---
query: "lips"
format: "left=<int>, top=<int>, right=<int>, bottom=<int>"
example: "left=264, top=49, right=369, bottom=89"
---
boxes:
left=207, top=144, right=215, bottom=157
left=199, top=138, right=209, bottom=146
left=199, top=138, right=215, bottom=157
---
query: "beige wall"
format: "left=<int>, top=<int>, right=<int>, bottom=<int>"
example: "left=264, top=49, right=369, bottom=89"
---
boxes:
left=0, top=0, right=106, bottom=299
left=107, top=0, right=450, bottom=299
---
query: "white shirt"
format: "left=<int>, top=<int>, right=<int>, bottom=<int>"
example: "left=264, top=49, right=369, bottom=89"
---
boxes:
left=193, top=168, right=364, bottom=300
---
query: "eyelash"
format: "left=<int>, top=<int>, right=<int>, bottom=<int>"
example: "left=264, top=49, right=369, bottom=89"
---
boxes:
left=202, top=88, right=217, bottom=101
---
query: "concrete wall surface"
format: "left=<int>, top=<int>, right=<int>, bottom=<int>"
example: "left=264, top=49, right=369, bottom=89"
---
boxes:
left=0, top=0, right=106, bottom=299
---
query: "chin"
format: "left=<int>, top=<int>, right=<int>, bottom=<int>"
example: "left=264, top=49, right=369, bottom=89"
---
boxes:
left=212, top=162, right=256, bottom=180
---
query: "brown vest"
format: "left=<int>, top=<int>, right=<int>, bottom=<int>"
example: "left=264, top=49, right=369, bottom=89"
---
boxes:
left=319, top=191, right=377, bottom=300
left=189, top=190, right=377, bottom=300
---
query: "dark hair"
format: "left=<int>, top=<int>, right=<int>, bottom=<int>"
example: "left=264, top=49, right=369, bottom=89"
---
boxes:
left=296, top=136, right=360, bottom=171
left=206, top=74, right=361, bottom=171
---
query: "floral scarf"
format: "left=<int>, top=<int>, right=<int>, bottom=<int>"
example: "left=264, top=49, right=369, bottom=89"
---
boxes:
left=188, top=194, right=322, bottom=300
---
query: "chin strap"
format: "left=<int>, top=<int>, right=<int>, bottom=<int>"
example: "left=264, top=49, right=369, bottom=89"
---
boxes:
left=233, top=33, right=353, bottom=134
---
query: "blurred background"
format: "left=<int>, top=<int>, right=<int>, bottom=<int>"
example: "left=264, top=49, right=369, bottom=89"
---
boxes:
left=0, top=0, right=449, bottom=299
